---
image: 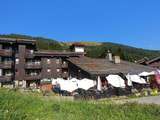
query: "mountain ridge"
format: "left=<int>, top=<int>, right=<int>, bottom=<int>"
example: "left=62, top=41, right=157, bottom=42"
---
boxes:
left=0, top=34, right=159, bottom=62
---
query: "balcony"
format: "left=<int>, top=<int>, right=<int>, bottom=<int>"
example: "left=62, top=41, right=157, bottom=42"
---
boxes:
left=25, top=74, right=41, bottom=80
left=0, top=49, right=12, bottom=56
left=25, top=62, right=42, bottom=69
left=0, top=75, right=12, bottom=82
left=0, top=61, right=13, bottom=69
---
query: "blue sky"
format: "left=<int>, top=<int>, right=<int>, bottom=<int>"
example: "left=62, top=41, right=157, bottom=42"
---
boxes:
left=0, top=0, right=160, bottom=50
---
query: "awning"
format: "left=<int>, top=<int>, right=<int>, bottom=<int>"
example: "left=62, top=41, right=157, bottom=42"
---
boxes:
left=60, top=80, right=78, bottom=92
left=139, top=71, right=155, bottom=76
left=52, top=78, right=96, bottom=92
left=77, top=78, right=96, bottom=90
left=106, top=75, right=125, bottom=88
left=126, top=75, right=146, bottom=84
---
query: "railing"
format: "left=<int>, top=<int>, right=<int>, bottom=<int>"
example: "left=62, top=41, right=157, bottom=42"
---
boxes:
left=0, top=61, right=13, bottom=68
left=0, top=49, right=12, bottom=56
left=0, top=75, right=12, bottom=82
left=25, top=62, right=42, bottom=69
left=25, top=74, right=41, bottom=80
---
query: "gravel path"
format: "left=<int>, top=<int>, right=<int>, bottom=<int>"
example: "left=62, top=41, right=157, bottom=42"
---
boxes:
left=125, top=95, right=160, bottom=105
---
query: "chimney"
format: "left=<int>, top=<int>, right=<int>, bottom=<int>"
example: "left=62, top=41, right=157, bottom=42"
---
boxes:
left=106, top=50, right=113, bottom=62
left=114, top=56, right=121, bottom=64
left=70, top=43, right=85, bottom=53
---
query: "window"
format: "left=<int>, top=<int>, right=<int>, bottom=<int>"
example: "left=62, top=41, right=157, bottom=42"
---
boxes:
left=47, top=59, right=51, bottom=64
left=56, top=68, right=60, bottom=72
left=5, top=70, right=12, bottom=76
left=16, top=58, right=19, bottom=64
left=56, top=59, right=60, bottom=64
left=19, top=81, right=23, bottom=86
left=0, top=69, right=2, bottom=76
left=64, top=71, right=67, bottom=74
left=35, top=60, right=41, bottom=65
left=3, top=46, right=12, bottom=50
left=47, top=69, right=51, bottom=72
left=30, top=50, right=34, bottom=54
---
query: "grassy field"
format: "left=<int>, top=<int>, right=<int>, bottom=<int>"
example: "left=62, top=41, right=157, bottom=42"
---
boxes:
left=0, top=88, right=160, bottom=120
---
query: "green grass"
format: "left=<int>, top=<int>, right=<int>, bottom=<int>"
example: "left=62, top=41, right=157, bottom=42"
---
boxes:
left=0, top=88, right=160, bottom=120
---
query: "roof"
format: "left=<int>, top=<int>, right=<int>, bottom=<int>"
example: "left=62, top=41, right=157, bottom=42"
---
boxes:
left=71, top=43, right=85, bottom=47
left=35, top=50, right=84, bottom=57
left=0, top=37, right=36, bottom=44
left=146, top=56, right=160, bottom=64
left=68, top=56, right=156, bottom=75
left=136, top=57, right=149, bottom=64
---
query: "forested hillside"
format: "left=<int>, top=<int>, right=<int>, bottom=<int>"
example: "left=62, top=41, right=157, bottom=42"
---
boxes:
left=0, top=34, right=69, bottom=51
left=0, top=34, right=160, bottom=62
left=86, top=42, right=160, bottom=62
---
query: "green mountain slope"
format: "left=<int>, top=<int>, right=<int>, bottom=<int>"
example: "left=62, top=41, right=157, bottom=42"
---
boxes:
left=86, top=42, right=160, bottom=62
left=0, top=34, right=69, bottom=51
left=0, top=34, right=160, bottom=62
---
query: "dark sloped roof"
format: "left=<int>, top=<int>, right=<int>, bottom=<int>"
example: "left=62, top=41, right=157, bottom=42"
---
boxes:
left=68, top=57, right=156, bottom=75
left=35, top=50, right=84, bottom=57
left=71, top=43, right=85, bottom=47
left=146, top=56, right=160, bottom=64
left=136, top=57, right=149, bottom=64
left=0, top=37, right=36, bottom=44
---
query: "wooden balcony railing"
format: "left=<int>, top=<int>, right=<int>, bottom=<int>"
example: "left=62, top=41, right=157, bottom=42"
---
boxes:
left=25, top=62, right=42, bottom=69
left=0, top=49, right=12, bottom=56
left=0, top=61, right=13, bottom=68
left=25, top=74, right=42, bottom=80
left=0, top=75, right=12, bottom=82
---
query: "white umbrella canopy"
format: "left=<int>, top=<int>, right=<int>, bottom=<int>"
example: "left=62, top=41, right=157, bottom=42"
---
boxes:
left=70, top=78, right=79, bottom=82
left=106, top=75, right=126, bottom=88
left=139, top=71, right=155, bottom=76
left=60, top=80, right=78, bottom=92
left=52, top=78, right=78, bottom=92
left=52, top=78, right=96, bottom=92
left=97, top=76, right=102, bottom=91
left=149, top=71, right=156, bottom=75
left=126, top=75, right=146, bottom=84
left=77, top=78, right=96, bottom=90
left=51, top=78, right=57, bottom=85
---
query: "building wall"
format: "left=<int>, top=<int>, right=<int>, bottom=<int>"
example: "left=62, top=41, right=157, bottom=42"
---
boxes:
left=0, top=42, right=14, bottom=84
left=41, top=57, right=62, bottom=79
left=15, top=45, right=26, bottom=81
left=0, top=38, right=81, bottom=88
